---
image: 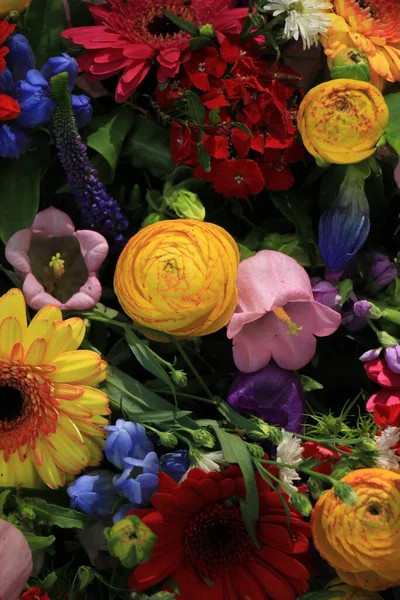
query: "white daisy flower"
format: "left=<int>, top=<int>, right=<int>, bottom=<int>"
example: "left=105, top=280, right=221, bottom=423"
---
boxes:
left=375, top=426, right=400, bottom=470
left=263, top=0, right=333, bottom=50
left=276, top=430, right=304, bottom=491
left=180, top=451, right=227, bottom=481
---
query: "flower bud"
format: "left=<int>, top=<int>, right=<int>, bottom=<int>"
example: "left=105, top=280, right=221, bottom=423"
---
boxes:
left=353, top=300, right=371, bottom=318
left=141, top=212, right=164, bottom=227
left=290, top=491, right=312, bottom=516
left=377, top=330, right=399, bottom=349
left=331, top=48, right=371, bottom=82
left=158, top=431, right=179, bottom=448
left=170, top=369, right=187, bottom=387
left=71, top=94, right=92, bottom=129
left=370, top=253, right=398, bottom=287
left=385, top=345, right=400, bottom=374
left=199, top=24, right=216, bottom=38
left=165, top=189, right=205, bottom=221
left=333, top=481, right=359, bottom=505
left=6, top=34, right=35, bottom=81
left=319, top=166, right=370, bottom=273
left=41, top=53, right=79, bottom=91
left=15, top=70, right=55, bottom=129
left=105, top=514, right=156, bottom=568
left=191, top=428, right=215, bottom=449
left=245, top=442, right=264, bottom=459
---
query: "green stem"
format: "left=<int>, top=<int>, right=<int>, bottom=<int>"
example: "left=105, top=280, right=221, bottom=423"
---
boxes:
left=170, top=338, right=214, bottom=400
left=258, top=458, right=336, bottom=486
left=151, top=389, right=218, bottom=405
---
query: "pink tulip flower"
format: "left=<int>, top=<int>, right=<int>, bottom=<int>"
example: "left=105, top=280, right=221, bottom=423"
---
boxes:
left=0, top=518, right=33, bottom=600
left=227, top=250, right=341, bottom=372
left=5, top=207, right=108, bottom=311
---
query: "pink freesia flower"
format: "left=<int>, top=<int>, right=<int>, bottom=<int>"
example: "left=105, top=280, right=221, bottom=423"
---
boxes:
left=62, top=0, right=248, bottom=102
left=5, top=207, right=108, bottom=311
left=227, top=250, right=341, bottom=372
left=0, top=518, right=32, bottom=600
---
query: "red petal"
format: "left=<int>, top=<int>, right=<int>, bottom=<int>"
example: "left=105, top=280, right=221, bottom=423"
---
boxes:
left=250, top=561, right=296, bottom=600
left=171, top=486, right=205, bottom=514
left=0, top=94, right=20, bottom=121
left=218, top=478, right=237, bottom=500
left=195, top=478, right=220, bottom=504
left=129, top=547, right=183, bottom=591
left=151, top=492, right=177, bottom=516
left=259, top=523, right=295, bottom=552
left=158, top=472, right=178, bottom=493
left=231, top=567, right=264, bottom=600
left=258, top=546, right=310, bottom=580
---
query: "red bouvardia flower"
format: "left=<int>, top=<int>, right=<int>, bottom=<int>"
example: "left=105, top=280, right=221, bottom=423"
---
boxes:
left=302, top=442, right=350, bottom=476
left=62, top=0, right=247, bottom=102
left=213, top=159, right=265, bottom=198
left=19, top=588, right=50, bottom=600
left=128, top=467, right=312, bottom=599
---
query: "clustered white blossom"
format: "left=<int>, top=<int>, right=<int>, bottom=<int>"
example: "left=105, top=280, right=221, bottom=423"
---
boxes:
left=375, top=426, right=400, bottom=470
left=276, top=430, right=304, bottom=492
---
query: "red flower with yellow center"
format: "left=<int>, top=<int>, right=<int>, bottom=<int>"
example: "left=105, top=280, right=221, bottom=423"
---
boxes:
left=129, top=467, right=312, bottom=599
left=62, top=0, right=248, bottom=102
left=0, top=289, right=109, bottom=489
left=322, top=0, right=400, bottom=89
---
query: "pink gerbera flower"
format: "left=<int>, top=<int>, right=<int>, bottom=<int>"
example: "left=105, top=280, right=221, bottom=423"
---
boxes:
left=62, top=0, right=248, bottom=102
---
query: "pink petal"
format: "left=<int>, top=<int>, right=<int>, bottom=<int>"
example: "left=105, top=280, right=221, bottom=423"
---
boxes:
left=32, top=207, right=74, bottom=237
left=63, top=276, right=102, bottom=310
left=75, top=230, right=109, bottom=272
left=0, top=518, right=32, bottom=600
left=157, top=48, right=181, bottom=68
left=395, top=158, right=400, bottom=189
left=22, top=274, right=62, bottom=310
left=123, top=43, right=155, bottom=60
left=232, top=318, right=273, bottom=373
left=227, top=310, right=265, bottom=339
left=290, top=301, right=341, bottom=337
left=116, top=62, right=151, bottom=102
left=5, top=229, right=32, bottom=276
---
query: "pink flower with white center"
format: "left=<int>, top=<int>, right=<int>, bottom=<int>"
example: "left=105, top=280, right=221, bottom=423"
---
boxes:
left=5, top=207, right=108, bottom=311
left=0, top=518, right=32, bottom=600
left=62, top=0, right=248, bottom=102
left=227, top=250, right=341, bottom=372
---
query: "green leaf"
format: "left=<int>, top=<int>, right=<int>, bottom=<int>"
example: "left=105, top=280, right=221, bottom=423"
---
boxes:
left=86, top=107, right=135, bottom=182
left=125, top=329, right=176, bottom=397
left=300, top=375, right=323, bottom=392
left=217, top=401, right=263, bottom=432
left=212, top=427, right=259, bottom=546
left=124, top=410, right=192, bottom=424
left=232, top=122, right=253, bottom=137
left=270, top=190, right=317, bottom=266
left=24, top=532, right=56, bottom=551
left=385, top=93, right=400, bottom=154
left=197, top=131, right=211, bottom=172
left=189, top=36, right=213, bottom=51
left=104, top=367, right=198, bottom=430
left=162, top=10, right=199, bottom=36
left=24, top=0, right=67, bottom=67
left=75, top=566, right=96, bottom=591
left=0, top=490, right=10, bottom=515
left=17, top=498, right=93, bottom=529
left=123, top=116, right=175, bottom=177
left=186, top=91, right=206, bottom=124
left=0, top=150, right=45, bottom=243
left=209, top=108, right=221, bottom=125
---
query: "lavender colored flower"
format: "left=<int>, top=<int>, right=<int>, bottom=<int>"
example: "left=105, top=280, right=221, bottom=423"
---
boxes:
left=227, top=364, right=306, bottom=434
left=370, top=253, right=398, bottom=287
left=311, top=277, right=340, bottom=310
left=386, top=346, right=400, bottom=374
left=359, top=348, right=381, bottom=362
left=160, top=450, right=190, bottom=483
left=341, top=308, right=367, bottom=332
left=104, top=419, right=154, bottom=470
left=50, top=72, right=129, bottom=252
left=353, top=300, right=371, bottom=318
left=114, top=452, right=159, bottom=505
left=67, top=470, right=119, bottom=518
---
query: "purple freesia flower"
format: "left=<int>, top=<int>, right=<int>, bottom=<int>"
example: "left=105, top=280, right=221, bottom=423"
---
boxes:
left=386, top=346, right=400, bottom=374
left=370, top=253, right=397, bottom=287
left=227, top=364, right=306, bottom=434
left=104, top=419, right=154, bottom=470
left=311, top=277, right=340, bottom=310
left=353, top=300, right=371, bottom=318
left=114, top=452, right=159, bottom=505
left=360, top=348, right=381, bottom=362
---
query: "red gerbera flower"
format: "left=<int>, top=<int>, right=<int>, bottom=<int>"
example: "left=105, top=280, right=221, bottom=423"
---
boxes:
left=19, top=587, right=50, bottom=600
left=129, top=468, right=312, bottom=599
left=62, top=0, right=247, bottom=102
left=213, top=159, right=265, bottom=198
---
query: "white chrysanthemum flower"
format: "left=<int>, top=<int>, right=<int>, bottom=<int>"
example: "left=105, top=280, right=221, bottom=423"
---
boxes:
left=263, top=0, right=333, bottom=50
left=375, top=426, right=400, bottom=470
left=276, top=430, right=304, bottom=491
left=181, top=451, right=227, bottom=481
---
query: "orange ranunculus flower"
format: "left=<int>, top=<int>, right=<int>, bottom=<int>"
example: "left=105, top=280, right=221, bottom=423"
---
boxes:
left=0, top=0, right=31, bottom=18
left=321, top=0, right=400, bottom=91
left=114, top=219, right=239, bottom=339
left=325, top=578, right=383, bottom=599
left=311, top=468, right=400, bottom=591
left=297, top=79, right=388, bottom=164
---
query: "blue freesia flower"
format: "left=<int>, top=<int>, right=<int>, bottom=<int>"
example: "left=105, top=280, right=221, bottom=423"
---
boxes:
left=319, top=166, right=370, bottom=274
left=67, top=470, right=119, bottom=518
left=6, top=34, right=35, bottom=81
left=114, top=451, right=159, bottom=505
left=41, top=53, right=79, bottom=91
left=104, top=419, right=154, bottom=470
left=0, top=33, right=92, bottom=158
left=160, top=450, right=190, bottom=483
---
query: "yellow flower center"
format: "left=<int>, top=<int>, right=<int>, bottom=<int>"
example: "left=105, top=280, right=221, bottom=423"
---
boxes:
left=272, top=307, right=303, bottom=335
left=49, top=252, right=65, bottom=278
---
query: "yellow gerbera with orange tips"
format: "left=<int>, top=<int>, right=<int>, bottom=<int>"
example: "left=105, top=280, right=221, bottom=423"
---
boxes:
left=0, top=288, right=109, bottom=489
left=322, top=0, right=400, bottom=90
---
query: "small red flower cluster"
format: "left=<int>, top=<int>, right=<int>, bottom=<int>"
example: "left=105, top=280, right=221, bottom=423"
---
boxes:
left=302, top=442, right=351, bottom=476
left=19, top=588, right=50, bottom=600
left=0, top=21, right=21, bottom=122
left=159, top=35, right=304, bottom=199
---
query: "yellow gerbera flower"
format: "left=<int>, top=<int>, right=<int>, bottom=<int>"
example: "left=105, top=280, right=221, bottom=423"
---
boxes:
left=321, top=0, right=400, bottom=90
left=0, top=288, right=109, bottom=489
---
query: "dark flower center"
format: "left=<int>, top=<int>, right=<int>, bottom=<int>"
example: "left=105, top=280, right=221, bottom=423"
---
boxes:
left=147, top=14, right=182, bottom=37
left=183, top=504, right=254, bottom=579
left=0, top=385, right=24, bottom=423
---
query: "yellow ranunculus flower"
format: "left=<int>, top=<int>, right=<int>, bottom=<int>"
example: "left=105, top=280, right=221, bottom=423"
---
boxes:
left=0, top=0, right=31, bottom=18
left=114, top=219, right=239, bottom=339
left=325, top=578, right=383, bottom=599
left=297, top=79, right=389, bottom=165
left=311, top=468, right=400, bottom=591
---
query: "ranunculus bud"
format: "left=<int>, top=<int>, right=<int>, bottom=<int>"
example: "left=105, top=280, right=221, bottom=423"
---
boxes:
left=105, top=514, right=156, bottom=568
left=331, top=48, right=371, bottom=82
left=165, top=189, right=205, bottom=221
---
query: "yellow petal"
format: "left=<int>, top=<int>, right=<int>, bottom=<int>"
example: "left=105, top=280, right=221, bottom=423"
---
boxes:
left=43, top=322, right=73, bottom=363
left=57, top=398, right=93, bottom=420
left=45, top=431, right=90, bottom=474
left=78, top=386, right=110, bottom=415
left=0, top=317, right=22, bottom=358
left=83, top=434, right=104, bottom=466
left=75, top=417, right=109, bottom=436
left=63, top=318, right=86, bottom=352
left=51, top=350, right=108, bottom=385
left=31, top=448, right=65, bottom=489
left=24, top=318, right=55, bottom=351
left=53, top=382, right=84, bottom=400
left=24, top=338, right=47, bottom=365
left=0, top=450, right=42, bottom=488
left=30, top=304, right=62, bottom=325
left=56, top=413, right=85, bottom=445
left=10, top=342, right=24, bottom=362
left=0, top=288, right=27, bottom=330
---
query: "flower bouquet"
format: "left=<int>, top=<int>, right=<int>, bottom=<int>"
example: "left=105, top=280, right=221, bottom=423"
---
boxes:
left=0, top=0, right=400, bottom=599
